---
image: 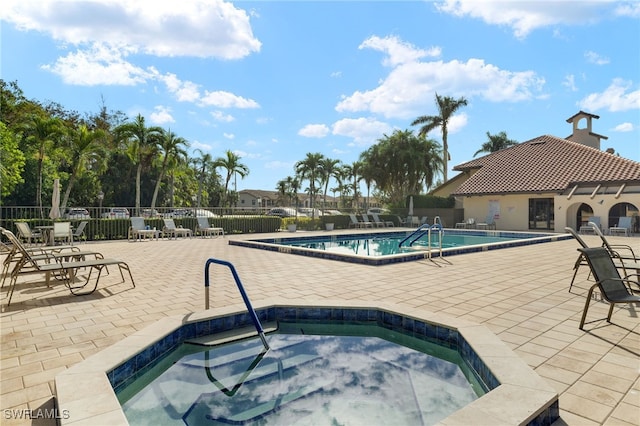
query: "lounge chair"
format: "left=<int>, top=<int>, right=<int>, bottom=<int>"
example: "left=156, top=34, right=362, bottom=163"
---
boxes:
left=129, top=217, right=159, bottom=241
left=15, top=222, right=43, bottom=246
left=579, top=216, right=600, bottom=234
left=362, top=214, right=385, bottom=228
left=2, top=228, right=130, bottom=305
left=371, top=213, right=394, bottom=227
left=163, top=218, right=192, bottom=239
left=609, top=216, right=633, bottom=237
left=565, top=226, right=640, bottom=290
left=589, top=221, right=639, bottom=263
left=576, top=247, right=640, bottom=330
left=196, top=217, right=224, bottom=238
left=477, top=215, right=496, bottom=230
left=348, top=214, right=372, bottom=228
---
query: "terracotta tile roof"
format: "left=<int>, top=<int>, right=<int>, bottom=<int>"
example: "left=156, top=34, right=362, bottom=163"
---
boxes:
left=451, top=135, right=640, bottom=196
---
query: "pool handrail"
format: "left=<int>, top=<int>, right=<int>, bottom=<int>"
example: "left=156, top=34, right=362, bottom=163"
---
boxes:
left=204, top=258, right=269, bottom=350
left=398, top=223, right=430, bottom=247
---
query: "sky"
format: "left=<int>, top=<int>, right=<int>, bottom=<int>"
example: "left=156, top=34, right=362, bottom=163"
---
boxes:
left=2, top=0, right=639, bottom=194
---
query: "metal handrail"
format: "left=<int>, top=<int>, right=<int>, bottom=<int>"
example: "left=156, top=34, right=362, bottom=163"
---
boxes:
left=398, top=223, right=430, bottom=247
left=204, top=258, right=269, bottom=350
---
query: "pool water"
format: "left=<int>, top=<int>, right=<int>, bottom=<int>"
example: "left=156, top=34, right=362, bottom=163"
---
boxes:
left=287, top=233, right=517, bottom=256
left=118, top=322, right=486, bottom=425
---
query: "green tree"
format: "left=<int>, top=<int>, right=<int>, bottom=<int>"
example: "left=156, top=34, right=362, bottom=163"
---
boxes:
left=192, top=149, right=215, bottom=208
left=0, top=122, right=25, bottom=197
left=295, top=152, right=324, bottom=217
left=473, top=131, right=518, bottom=157
left=215, top=150, right=249, bottom=207
left=411, top=93, right=467, bottom=181
left=318, top=157, right=341, bottom=214
left=60, top=124, right=108, bottom=209
left=114, top=114, right=163, bottom=214
left=23, top=115, right=65, bottom=212
left=151, top=129, right=188, bottom=210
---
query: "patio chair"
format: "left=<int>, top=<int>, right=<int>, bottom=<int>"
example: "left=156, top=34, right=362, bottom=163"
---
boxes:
left=362, top=214, right=385, bottom=228
left=477, top=215, right=496, bottom=230
left=163, top=218, right=192, bottom=239
left=579, top=216, right=601, bottom=234
left=576, top=247, right=640, bottom=330
left=348, top=214, right=372, bottom=228
left=53, top=222, right=72, bottom=245
left=589, top=221, right=639, bottom=265
left=609, top=216, right=633, bottom=237
left=15, top=222, right=43, bottom=246
left=129, top=217, right=159, bottom=241
left=2, top=228, right=128, bottom=305
left=71, top=221, right=88, bottom=244
left=371, top=213, right=394, bottom=227
left=196, top=217, right=224, bottom=238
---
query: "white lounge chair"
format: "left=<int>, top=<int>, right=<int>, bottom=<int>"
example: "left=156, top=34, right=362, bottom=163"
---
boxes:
left=163, top=218, right=192, bottom=239
left=129, top=217, right=159, bottom=241
left=362, top=214, right=384, bottom=228
left=196, top=217, right=224, bottom=238
left=579, top=216, right=600, bottom=234
left=349, top=214, right=372, bottom=228
left=371, top=213, right=394, bottom=227
left=609, top=216, right=632, bottom=237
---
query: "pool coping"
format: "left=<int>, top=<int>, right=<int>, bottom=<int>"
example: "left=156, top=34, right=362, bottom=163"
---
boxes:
left=229, top=229, right=572, bottom=265
left=54, top=299, right=558, bottom=425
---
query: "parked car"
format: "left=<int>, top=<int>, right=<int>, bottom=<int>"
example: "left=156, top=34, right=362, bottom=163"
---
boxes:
left=298, top=208, right=323, bottom=218
left=266, top=207, right=298, bottom=218
left=163, top=209, right=191, bottom=218
left=193, top=209, right=217, bottom=218
left=65, top=208, right=90, bottom=219
left=323, top=209, right=343, bottom=216
left=141, top=208, right=159, bottom=218
left=101, top=207, right=130, bottom=219
left=367, top=207, right=390, bottom=215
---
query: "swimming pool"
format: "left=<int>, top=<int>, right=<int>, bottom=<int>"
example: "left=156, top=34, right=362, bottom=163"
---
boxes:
left=230, top=229, right=570, bottom=265
left=55, top=302, right=559, bottom=425
left=118, top=321, right=487, bottom=425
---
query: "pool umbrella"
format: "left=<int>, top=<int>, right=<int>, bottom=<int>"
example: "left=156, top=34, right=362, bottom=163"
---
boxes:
left=408, top=196, right=414, bottom=217
left=49, top=179, right=61, bottom=220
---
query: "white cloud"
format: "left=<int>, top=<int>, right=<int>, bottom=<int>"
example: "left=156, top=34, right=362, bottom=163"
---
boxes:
left=332, top=117, right=394, bottom=147
left=563, top=74, right=578, bottom=92
left=190, top=140, right=213, bottom=151
left=298, top=124, right=330, bottom=138
left=578, top=78, right=640, bottom=112
left=359, top=35, right=441, bottom=67
left=41, top=43, right=150, bottom=85
left=614, top=2, right=640, bottom=18
left=264, top=160, right=294, bottom=170
left=435, top=0, right=607, bottom=39
left=149, top=105, right=174, bottom=125
left=337, top=50, right=545, bottom=119
left=210, top=110, right=235, bottom=122
left=1, top=0, right=261, bottom=59
left=158, top=73, right=201, bottom=102
left=584, top=51, right=610, bottom=65
left=200, top=90, right=260, bottom=109
left=612, top=122, right=634, bottom=132
left=223, top=133, right=235, bottom=139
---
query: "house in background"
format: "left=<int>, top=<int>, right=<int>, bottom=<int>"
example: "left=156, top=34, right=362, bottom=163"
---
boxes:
left=432, top=111, right=640, bottom=233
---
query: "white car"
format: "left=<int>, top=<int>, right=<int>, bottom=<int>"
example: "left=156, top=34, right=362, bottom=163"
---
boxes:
left=367, top=207, right=390, bottom=215
left=65, top=208, right=90, bottom=219
left=101, top=207, right=130, bottom=219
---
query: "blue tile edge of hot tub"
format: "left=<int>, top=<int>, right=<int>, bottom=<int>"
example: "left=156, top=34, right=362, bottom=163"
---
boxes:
left=107, top=306, right=559, bottom=425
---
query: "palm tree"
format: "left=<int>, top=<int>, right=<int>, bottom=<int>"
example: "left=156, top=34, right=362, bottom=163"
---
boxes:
left=114, top=114, right=163, bottom=214
left=295, top=152, right=324, bottom=217
left=349, top=161, right=363, bottom=211
left=23, top=115, right=64, bottom=215
left=215, top=150, right=249, bottom=207
left=192, top=149, right=215, bottom=208
left=473, top=131, right=518, bottom=157
left=411, top=93, right=467, bottom=181
left=319, top=157, right=341, bottom=214
left=151, top=129, right=188, bottom=210
left=60, top=124, right=107, bottom=210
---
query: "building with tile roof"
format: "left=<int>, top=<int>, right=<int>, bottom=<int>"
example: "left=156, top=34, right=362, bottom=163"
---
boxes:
left=432, top=112, right=640, bottom=232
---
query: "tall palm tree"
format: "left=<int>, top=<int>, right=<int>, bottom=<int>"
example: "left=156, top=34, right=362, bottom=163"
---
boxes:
left=23, top=115, right=64, bottom=215
left=349, top=161, right=363, bottom=211
left=192, top=149, right=215, bottom=208
left=318, top=157, right=341, bottom=214
left=114, top=114, right=163, bottom=214
left=473, top=131, right=518, bottom=157
left=411, top=93, right=467, bottom=181
left=295, top=152, right=324, bottom=217
left=151, top=129, right=188, bottom=210
left=60, top=124, right=107, bottom=209
left=215, top=150, right=249, bottom=207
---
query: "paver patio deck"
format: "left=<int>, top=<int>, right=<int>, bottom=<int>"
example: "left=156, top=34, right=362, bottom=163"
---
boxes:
left=1, top=230, right=638, bottom=425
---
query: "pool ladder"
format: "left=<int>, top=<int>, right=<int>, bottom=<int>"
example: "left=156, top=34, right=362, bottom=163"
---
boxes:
left=204, top=258, right=269, bottom=350
left=398, top=216, right=444, bottom=258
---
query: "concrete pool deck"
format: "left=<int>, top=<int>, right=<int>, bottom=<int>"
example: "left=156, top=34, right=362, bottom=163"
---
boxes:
left=1, top=230, right=639, bottom=425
